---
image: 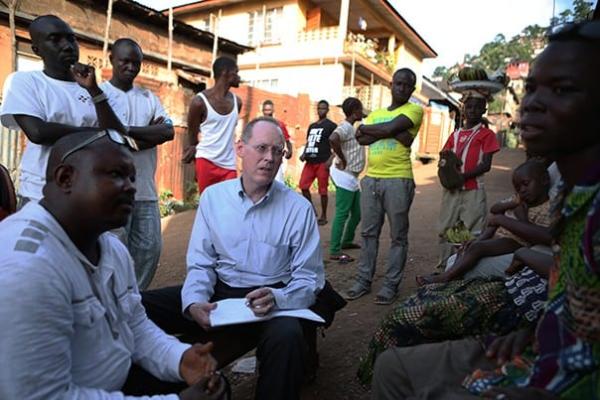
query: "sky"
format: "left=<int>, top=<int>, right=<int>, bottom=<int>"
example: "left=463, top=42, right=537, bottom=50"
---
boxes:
left=137, top=0, right=596, bottom=76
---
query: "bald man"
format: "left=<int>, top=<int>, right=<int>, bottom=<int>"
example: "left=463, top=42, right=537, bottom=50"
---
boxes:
left=0, top=15, right=125, bottom=206
left=101, top=37, right=175, bottom=290
left=0, top=130, right=226, bottom=400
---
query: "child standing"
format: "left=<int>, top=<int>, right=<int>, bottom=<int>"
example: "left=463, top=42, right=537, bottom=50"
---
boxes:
left=437, top=94, right=500, bottom=267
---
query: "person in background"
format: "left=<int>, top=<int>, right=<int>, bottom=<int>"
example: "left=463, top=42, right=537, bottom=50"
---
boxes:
left=437, top=94, right=500, bottom=268
left=328, top=97, right=366, bottom=263
left=182, top=57, right=242, bottom=194
left=345, top=68, right=424, bottom=305
left=261, top=99, right=293, bottom=182
left=299, top=100, right=337, bottom=225
left=101, top=38, right=174, bottom=290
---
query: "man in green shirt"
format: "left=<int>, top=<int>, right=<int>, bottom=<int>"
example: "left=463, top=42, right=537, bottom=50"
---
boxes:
left=345, top=68, right=424, bottom=305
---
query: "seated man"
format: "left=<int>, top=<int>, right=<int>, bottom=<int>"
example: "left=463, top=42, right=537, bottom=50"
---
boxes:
left=417, top=159, right=552, bottom=285
left=143, top=117, right=326, bottom=400
left=0, top=131, right=224, bottom=399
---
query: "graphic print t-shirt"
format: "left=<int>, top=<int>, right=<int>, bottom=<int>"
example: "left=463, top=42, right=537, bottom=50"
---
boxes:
left=304, top=118, right=337, bottom=164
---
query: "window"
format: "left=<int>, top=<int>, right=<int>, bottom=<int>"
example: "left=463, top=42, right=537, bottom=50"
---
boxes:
left=249, top=79, right=280, bottom=90
left=248, top=7, right=282, bottom=46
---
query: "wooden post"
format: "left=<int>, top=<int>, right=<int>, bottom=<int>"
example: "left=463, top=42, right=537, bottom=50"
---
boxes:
left=210, top=9, right=221, bottom=78
left=8, top=0, right=21, bottom=72
left=168, top=7, right=173, bottom=72
left=350, top=38, right=356, bottom=93
left=102, top=0, right=114, bottom=68
left=256, top=4, right=266, bottom=72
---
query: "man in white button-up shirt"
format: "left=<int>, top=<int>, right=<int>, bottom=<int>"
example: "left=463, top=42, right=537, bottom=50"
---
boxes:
left=143, top=117, right=326, bottom=400
left=0, top=131, right=224, bottom=399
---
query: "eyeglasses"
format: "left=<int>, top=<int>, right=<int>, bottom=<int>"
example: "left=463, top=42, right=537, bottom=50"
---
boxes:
left=61, top=129, right=139, bottom=162
left=547, top=20, right=600, bottom=40
left=249, top=143, right=285, bottom=157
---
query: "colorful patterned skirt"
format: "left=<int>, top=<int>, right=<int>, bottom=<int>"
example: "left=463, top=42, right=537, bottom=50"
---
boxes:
left=357, top=278, right=519, bottom=385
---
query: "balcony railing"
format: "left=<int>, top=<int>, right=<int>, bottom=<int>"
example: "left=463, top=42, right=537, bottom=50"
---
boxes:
left=343, top=84, right=392, bottom=112
left=344, top=33, right=395, bottom=73
left=296, top=26, right=340, bottom=43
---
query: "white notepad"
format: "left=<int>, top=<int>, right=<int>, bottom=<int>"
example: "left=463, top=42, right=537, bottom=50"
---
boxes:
left=209, top=298, right=325, bottom=327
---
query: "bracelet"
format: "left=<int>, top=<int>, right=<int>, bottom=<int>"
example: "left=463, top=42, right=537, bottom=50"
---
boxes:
left=91, top=92, right=107, bottom=104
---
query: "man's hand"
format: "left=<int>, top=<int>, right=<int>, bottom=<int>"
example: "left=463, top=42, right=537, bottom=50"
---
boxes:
left=485, top=327, right=534, bottom=365
left=505, top=253, right=526, bottom=276
left=180, top=342, right=217, bottom=385
left=151, top=116, right=166, bottom=125
left=245, top=287, right=275, bottom=317
left=483, top=387, right=559, bottom=400
left=189, top=302, right=217, bottom=330
left=182, top=145, right=197, bottom=164
left=179, top=374, right=227, bottom=400
left=335, top=158, right=347, bottom=170
left=71, top=63, right=100, bottom=94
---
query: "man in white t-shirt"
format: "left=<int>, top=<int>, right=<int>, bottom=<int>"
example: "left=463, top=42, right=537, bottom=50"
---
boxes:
left=0, top=15, right=126, bottom=205
left=182, top=57, right=243, bottom=194
left=101, top=38, right=174, bottom=290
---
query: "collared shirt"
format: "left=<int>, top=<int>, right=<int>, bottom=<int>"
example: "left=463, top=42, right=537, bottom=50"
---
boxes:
left=0, top=203, right=189, bottom=400
left=182, top=178, right=325, bottom=312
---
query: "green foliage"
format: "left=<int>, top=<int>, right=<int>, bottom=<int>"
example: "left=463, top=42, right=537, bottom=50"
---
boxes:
left=159, top=188, right=198, bottom=218
left=159, top=190, right=180, bottom=217
left=284, top=174, right=298, bottom=190
left=431, top=1, right=594, bottom=81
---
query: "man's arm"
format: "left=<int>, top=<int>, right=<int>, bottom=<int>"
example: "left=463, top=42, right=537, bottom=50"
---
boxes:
left=270, top=204, right=325, bottom=310
left=181, top=201, right=219, bottom=315
left=182, top=96, right=207, bottom=163
left=329, top=131, right=347, bottom=170
left=462, top=152, right=494, bottom=181
left=356, top=114, right=415, bottom=146
left=487, top=214, right=553, bottom=246
left=0, top=260, right=176, bottom=400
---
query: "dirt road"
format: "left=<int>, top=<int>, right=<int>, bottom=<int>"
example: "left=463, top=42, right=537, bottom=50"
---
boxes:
left=152, top=148, right=525, bottom=399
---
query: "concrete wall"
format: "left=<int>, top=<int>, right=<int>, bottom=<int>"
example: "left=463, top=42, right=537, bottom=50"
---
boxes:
left=240, top=63, right=346, bottom=104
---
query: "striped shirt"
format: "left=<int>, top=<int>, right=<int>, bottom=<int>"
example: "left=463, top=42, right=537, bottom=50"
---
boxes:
left=333, top=120, right=365, bottom=175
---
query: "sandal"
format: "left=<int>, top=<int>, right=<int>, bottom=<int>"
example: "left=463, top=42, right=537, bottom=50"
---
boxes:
left=330, top=253, right=355, bottom=263
left=345, top=285, right=370, bottom=301
left=341, top=243, right=361, bottom=250
left=374, top=293, right=397, bottom=305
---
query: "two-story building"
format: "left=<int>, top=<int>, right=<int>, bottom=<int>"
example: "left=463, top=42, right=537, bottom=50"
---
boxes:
left=171, top=0, right=437, bottom=111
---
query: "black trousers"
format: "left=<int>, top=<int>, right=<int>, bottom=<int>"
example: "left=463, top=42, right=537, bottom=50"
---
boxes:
left=142, top=283, right=307, bottom=400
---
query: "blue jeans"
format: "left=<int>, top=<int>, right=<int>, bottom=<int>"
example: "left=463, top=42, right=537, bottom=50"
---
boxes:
left=124, top=201, right=162, bottom=290
left=353, top=177, right=415, bottom=296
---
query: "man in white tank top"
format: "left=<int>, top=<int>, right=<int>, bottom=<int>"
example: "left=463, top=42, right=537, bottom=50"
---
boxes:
left=182, top=57, right=243, bottom=194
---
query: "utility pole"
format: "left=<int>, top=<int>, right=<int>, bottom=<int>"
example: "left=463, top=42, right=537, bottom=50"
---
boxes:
left=168, top=7, right=173, bottom=72
left=7, top=0, right=21, bottom=72
left=210, top=9, right=222, bottom=78
left=102, top=0, right=114, bottom=68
